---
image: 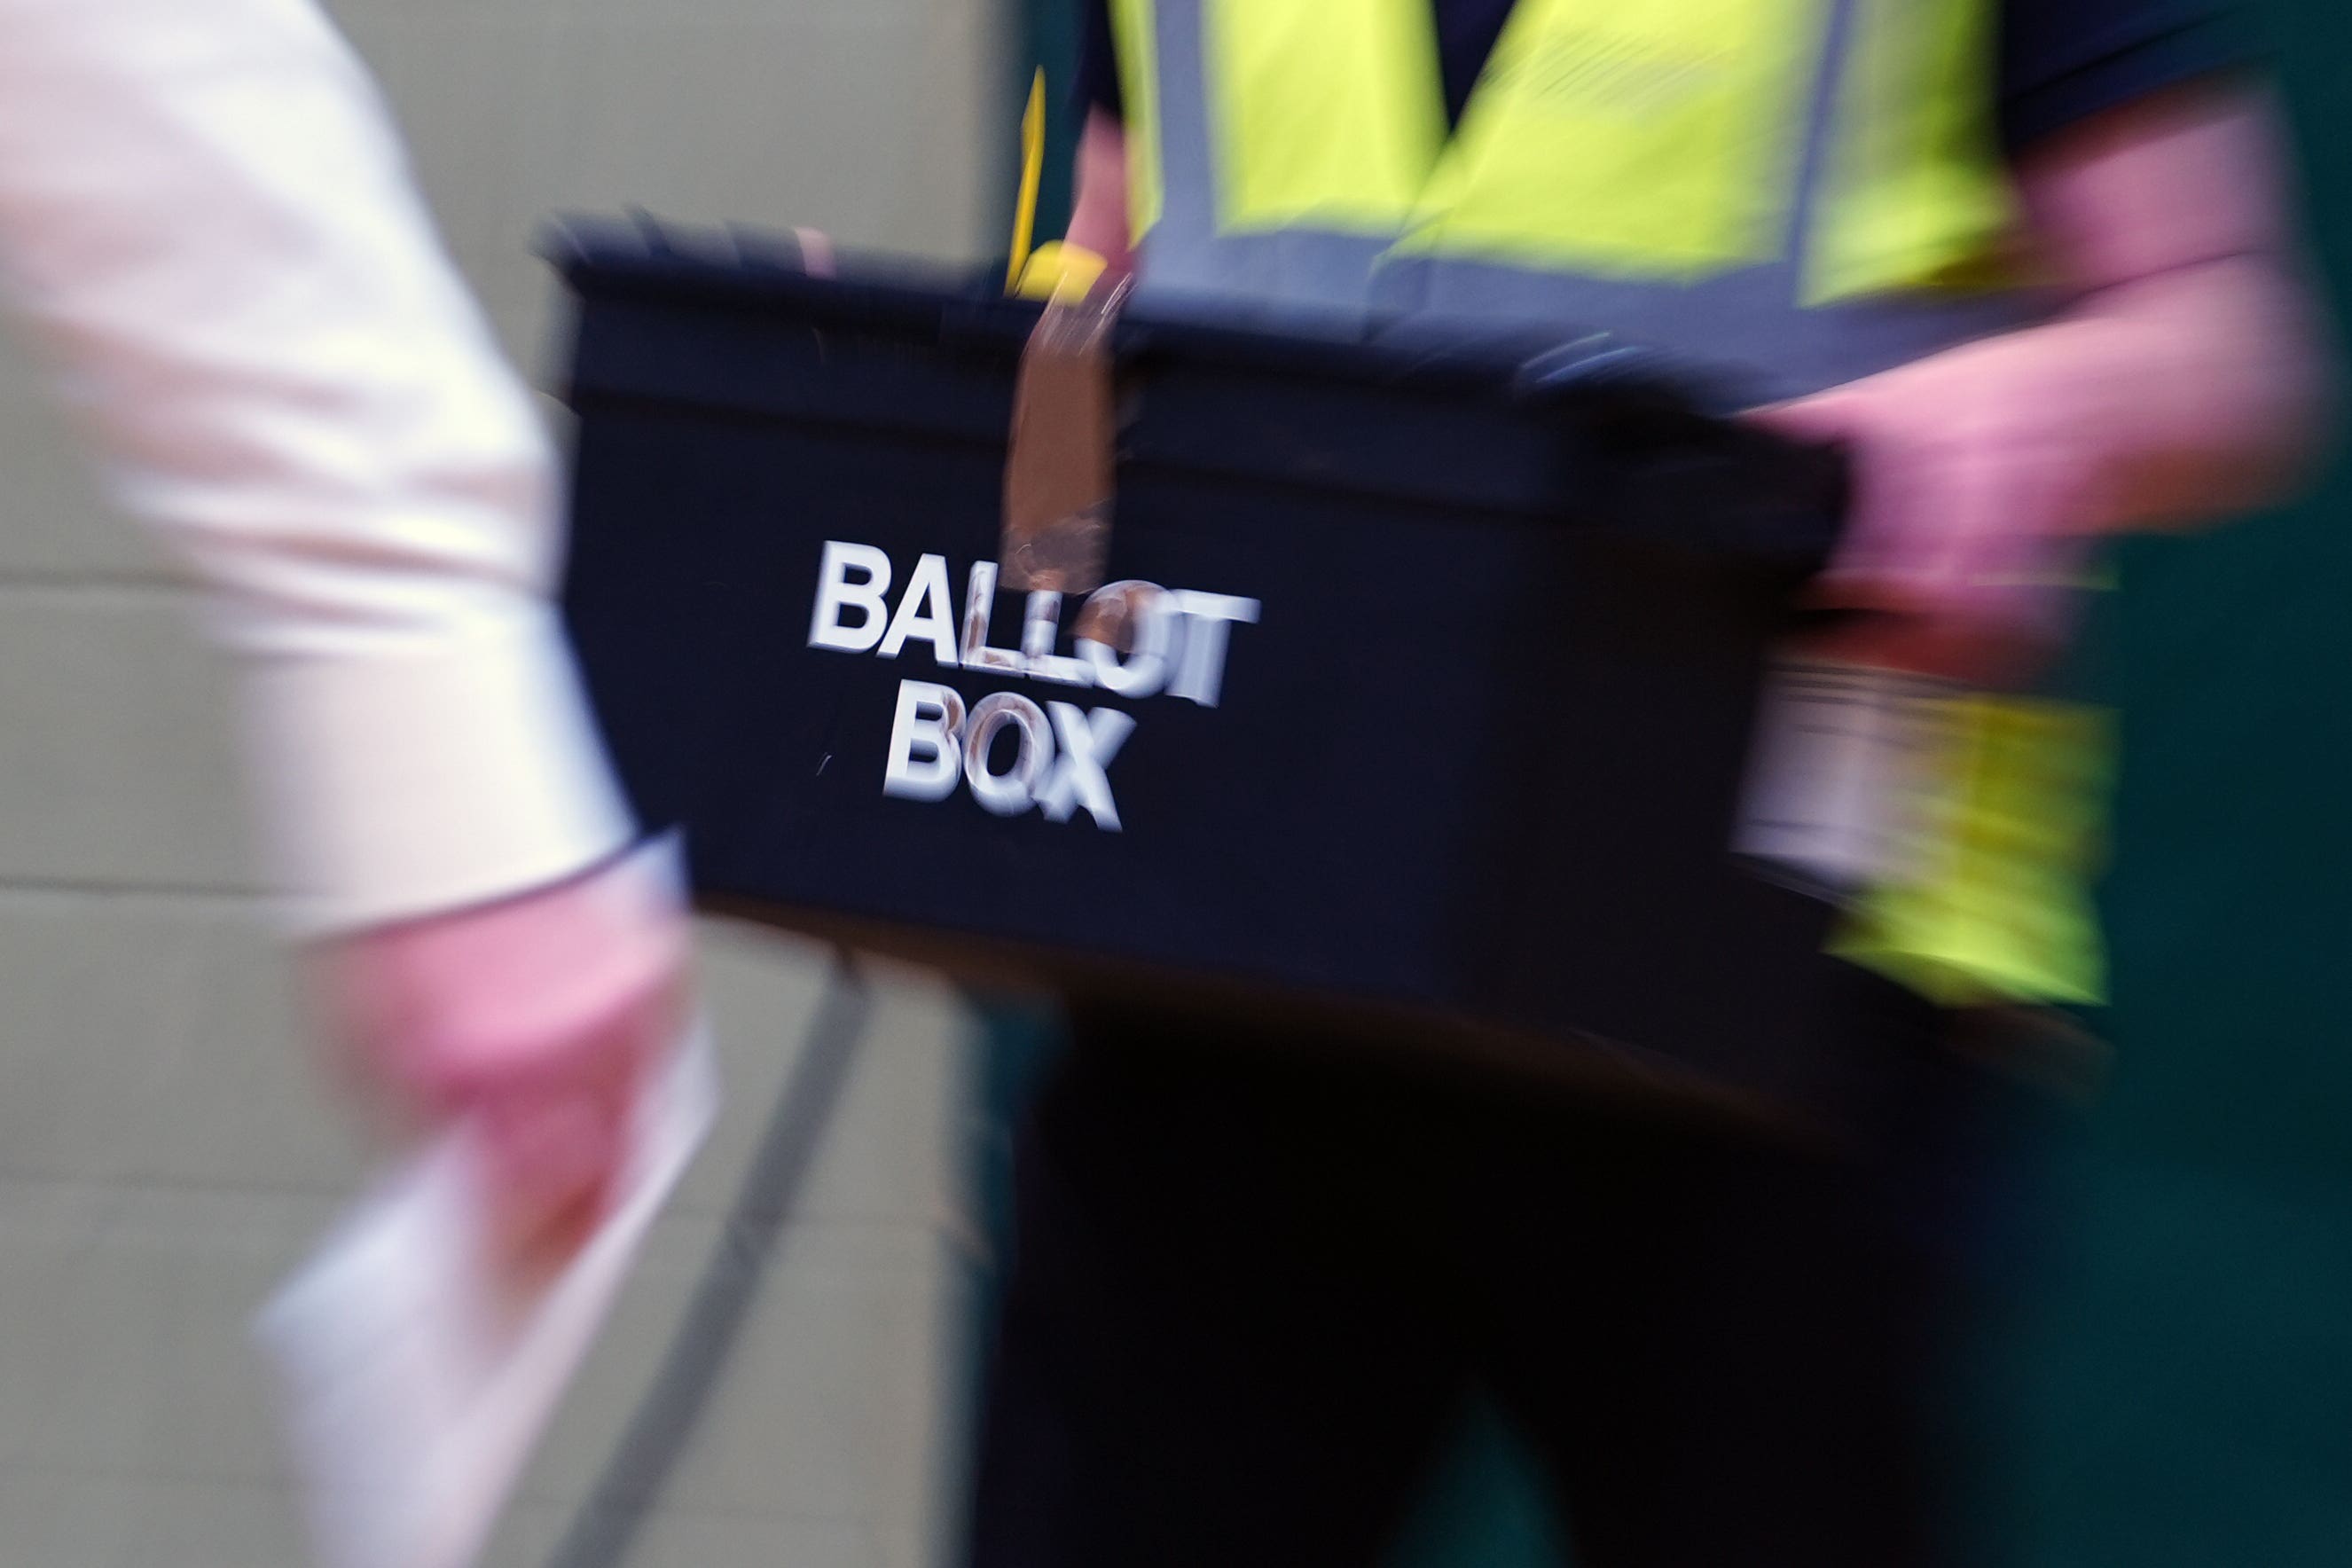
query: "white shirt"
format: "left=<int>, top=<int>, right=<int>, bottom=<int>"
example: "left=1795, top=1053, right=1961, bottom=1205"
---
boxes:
left=0, top=0, right=632, bottom=933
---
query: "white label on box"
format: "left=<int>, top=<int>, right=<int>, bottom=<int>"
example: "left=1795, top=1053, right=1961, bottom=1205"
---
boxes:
left=1736, top=658, right=1948, bottom=896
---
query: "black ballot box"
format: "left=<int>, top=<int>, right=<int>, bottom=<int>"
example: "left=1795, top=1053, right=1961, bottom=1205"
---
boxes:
left=548, top=217, right=1892, bottom=1126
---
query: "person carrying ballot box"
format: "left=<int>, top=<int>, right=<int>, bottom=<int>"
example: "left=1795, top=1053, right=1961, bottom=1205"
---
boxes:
left=967, top=4, right=2335, bottom=1564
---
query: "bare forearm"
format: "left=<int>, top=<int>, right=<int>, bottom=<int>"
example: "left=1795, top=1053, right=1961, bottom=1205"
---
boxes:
left=2016, top=83, right=2335, bottom=533
left=1911, top=249, right=2331, bottom=537
left=2070, top=258, right=2324, bottom=529
left=1752, top=82, right=2332, bottom=678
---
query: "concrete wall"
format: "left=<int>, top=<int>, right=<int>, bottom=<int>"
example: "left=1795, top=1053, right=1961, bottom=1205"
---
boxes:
left=0, top=4, right=1006, bottom=1564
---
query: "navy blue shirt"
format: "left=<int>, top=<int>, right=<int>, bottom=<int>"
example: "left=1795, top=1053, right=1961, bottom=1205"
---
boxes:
left=1075, top=0, right=2248, bottom=153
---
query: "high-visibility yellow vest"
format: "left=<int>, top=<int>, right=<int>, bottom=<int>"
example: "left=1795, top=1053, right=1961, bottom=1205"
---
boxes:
left=1108, top=0, right=2048, bottom=396
left=1102, top=0, right=2111, bottom=1006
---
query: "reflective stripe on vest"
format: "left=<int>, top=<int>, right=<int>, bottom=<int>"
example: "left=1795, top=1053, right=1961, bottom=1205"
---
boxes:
left=1111, top=0, right=2049, bottom=398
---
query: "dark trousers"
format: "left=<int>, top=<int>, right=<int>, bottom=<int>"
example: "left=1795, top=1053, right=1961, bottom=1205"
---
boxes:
left=967, top=981, right=2054, bottom=1568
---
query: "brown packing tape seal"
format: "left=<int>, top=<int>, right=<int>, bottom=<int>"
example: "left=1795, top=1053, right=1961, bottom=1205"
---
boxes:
left=1000, top=276, right=1130, bottom=595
